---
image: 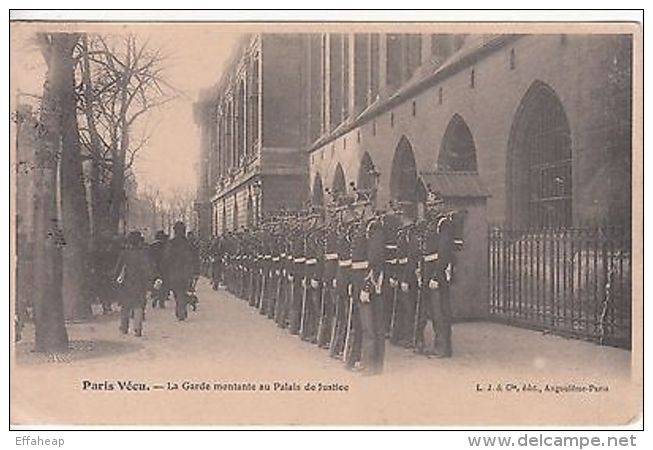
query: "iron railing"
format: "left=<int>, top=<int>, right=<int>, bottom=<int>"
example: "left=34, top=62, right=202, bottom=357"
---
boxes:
left=488, top=226, right=632, bottom=348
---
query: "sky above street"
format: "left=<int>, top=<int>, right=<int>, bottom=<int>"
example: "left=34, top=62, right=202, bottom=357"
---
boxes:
left=11, top=23, right=241, bottom=202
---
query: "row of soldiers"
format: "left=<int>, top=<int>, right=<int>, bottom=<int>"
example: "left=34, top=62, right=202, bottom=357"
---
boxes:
left=206, top=189, right=466, bottom=376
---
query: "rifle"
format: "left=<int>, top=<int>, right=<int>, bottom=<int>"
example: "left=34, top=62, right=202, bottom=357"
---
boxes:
left=412, top=272, right=423, bottom=350
left=316, top=279, right=328, bottom=347
left=342, top=287, right=354, bottom=363
left=328, top=282, right=341, bottom=356
left=299, top=274, right=309, bottom=338
left=259, top=264, right=267, bottom=314
left=288, top=270, right=295, bottom=329
left=389, top=279, right=399, bottom=341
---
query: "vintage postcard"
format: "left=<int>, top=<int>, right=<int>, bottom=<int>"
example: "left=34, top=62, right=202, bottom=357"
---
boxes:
left=9, top=14, right=642, bottom=427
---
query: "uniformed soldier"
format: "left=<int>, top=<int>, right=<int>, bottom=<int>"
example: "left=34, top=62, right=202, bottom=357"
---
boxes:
left=329, top=212, right=354, bottom=360
left=382, top=202, right=402, bottom=338
left=356, top=208, right=387, bottom=375
left=393, top=211, right=421, bottom=348
left=288, top=218, right=306, bottom=335
left=267, top=225, right=282, bottom=320
left=209, top=235, right=223, bottom=290
left=300, top=213, right=324, bottom=343
left=317, top=215, right=339, bottom=349
left=275, top=220, right=292, bottom=328
left=344, top=204, right=370, bottom=371
left=414, top=190, right=462, bottom=357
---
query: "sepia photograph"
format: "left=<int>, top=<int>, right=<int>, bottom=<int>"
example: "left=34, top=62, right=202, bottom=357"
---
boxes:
left=9, top=12, right=642, bottom=428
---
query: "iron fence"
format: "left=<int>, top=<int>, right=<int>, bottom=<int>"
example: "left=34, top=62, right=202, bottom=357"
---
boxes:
left=488, top=225, right=631, bottom=348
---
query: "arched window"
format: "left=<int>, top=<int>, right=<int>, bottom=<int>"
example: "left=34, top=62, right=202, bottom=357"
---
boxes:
left=508, top=80, right=572, bottom=228
left=312, top=173, right=324, bottom=206
left=438, top=114, right=478, bottom=172
left=357, top=152, right=377, bottom=190
left=236, top=81, right=246, bottom=164
left=357, top=152, right=378, bottom=204
left=332, top=163, right=346, bottom=196
left=390, top=136, right=418, bottom=217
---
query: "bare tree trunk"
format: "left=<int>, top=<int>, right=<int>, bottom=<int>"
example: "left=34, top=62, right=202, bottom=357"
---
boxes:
left=32, top=33, right=75, bottom=352
left=80, top=35, right=111, bottom=244
left=58, top=32, right=92, bottom=321
left=108, top=137, right=126, bottom=234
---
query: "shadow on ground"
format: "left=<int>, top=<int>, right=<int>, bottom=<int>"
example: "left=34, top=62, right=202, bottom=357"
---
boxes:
left=15, top=339, right=143, bottom=365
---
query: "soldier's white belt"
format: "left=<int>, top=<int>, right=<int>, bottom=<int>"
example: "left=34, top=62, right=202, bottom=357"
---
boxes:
left=386, top=259, right=397, bottom=264
left=454, top=239, right=464, bottom=245
left=324, top=253, right=338, bottom=260
left=264, top=255, right=271, bottom=259
left=272, top=257, right=280, bottom=262
left=338, top=259, right=352, bottom=267
left=287, top=255, right=293, bottom=260
left=352, top=261, right=369, bottom=270
left=398, top=257, right=408, bottom=264
left=294, top=257, right=306, bottom=263
left=305, top=258, right=317, bottom=265
left=280, top=253, right=286, bottom=258
left=424, top=252, right=439, bottom=262
left=385, top=244, right=398, bottom=250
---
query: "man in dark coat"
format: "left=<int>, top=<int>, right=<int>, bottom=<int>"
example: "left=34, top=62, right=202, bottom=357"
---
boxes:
left=149, top=230, right=168, bottom=308
left=163, top=222, right=197, bottom=321
left=114, top=231, right=153, bottom=336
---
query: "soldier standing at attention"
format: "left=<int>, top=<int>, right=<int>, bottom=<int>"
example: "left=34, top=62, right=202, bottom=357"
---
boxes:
left=345, top=207, right=369, bottom=371
left=318, top=218, right=339, bottom=349
left=382, top=203, right=402, bottom=337
left=329, top=214, right=353, bottom=359
left=275, top=225, right=292, bottom=329
left=357, top=209, right=387, bottom=375
left=289, top=220, right=306, bottom=335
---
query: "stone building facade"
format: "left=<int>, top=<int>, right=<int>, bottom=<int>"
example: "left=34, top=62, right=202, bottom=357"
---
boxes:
left=306, top=33, right=632, bottom=229
left=196, top=32, right=632, bottom=237
left=194, top=34, right=315, bottom=238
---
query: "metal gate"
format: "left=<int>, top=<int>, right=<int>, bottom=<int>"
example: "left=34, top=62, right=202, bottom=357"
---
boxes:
left=488, top=226, right=632, bottom=348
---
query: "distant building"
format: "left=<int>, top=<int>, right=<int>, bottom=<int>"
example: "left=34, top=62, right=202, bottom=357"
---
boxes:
left=194, top=34, right=315, bottom=239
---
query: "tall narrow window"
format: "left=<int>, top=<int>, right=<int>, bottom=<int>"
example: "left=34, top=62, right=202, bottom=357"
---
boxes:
left=386, top=34, right=403, bottom=88
left=353, top=34, right=370, bottom=115
left=342, top=35, right=350, bottom=120
left=329, top=34, right=344, bottom=130
left=406, top=34, right=422, bottom=79
left=250, top=54, right=260, bottom=152
left=369, top=34, right=380, bottom=104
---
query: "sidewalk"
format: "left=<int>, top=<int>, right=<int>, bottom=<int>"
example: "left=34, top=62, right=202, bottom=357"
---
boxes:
left=12, top=277, right=636, bottom=425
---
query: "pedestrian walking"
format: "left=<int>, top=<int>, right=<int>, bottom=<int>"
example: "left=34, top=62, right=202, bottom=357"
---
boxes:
left=164, top=222, right=198, bottom=321
left=114, top=231, right=154, bottom=337
left=149, top=230, right=169, bottom=309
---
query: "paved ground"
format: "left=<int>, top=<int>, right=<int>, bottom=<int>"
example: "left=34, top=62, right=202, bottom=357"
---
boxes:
left=12, top=278, right=639, bottom=426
